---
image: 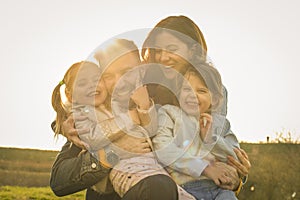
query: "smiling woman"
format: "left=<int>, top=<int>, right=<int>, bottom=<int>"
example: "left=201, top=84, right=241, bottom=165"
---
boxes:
left=152, top=31, right=192, bottom=79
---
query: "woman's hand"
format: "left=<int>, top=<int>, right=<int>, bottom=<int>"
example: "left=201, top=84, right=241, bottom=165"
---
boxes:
left=217, top=162, right=240, bottom=190
left=202, top=162, right=232, bottom=186
left=203, top=162, right=240, bottom=190
left=227, top=148, right=251, bottom=177
left=62, top=114, right=89, bottom=149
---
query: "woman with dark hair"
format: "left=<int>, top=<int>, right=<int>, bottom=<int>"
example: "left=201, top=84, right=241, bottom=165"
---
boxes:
left=141, top=14, right=250, bottom=195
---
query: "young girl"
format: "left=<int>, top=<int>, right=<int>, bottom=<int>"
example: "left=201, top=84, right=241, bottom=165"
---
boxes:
left=153, top=63, right=240, bottom=200
left=51, top=61, right=108, bottom=142
left=51, top=62, right=121, bottom=194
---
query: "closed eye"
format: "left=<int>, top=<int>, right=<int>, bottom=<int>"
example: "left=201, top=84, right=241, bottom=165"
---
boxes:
left=182, top=87, right=192, bottom=92
left=197, top=88, right=209, bottom=94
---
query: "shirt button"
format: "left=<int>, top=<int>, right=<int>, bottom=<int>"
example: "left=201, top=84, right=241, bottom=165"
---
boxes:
left=91, top=163, right=97, bottom=169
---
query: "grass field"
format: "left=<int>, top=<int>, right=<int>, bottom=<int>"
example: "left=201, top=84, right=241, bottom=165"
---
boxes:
left=238, top=143, right=300, bottom=200
left=0, top=186, right=85, bottom=200
left=0, top=148, right=57, bottom=187
left=0, top=143, right=299, bottom=200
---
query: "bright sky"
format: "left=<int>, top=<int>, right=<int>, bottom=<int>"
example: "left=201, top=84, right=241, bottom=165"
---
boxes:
left=1, top=0, right=299, bottom=150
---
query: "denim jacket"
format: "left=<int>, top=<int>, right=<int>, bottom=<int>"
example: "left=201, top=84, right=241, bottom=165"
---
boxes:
left=50, top=140, right=110, bottom=196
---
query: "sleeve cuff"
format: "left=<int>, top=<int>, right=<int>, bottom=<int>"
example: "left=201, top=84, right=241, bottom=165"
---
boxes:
left=136, top=98, right=154, bottom=114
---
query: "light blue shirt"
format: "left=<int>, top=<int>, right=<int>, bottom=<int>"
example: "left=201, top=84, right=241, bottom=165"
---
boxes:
left=152, top=105, right=239, bottom=185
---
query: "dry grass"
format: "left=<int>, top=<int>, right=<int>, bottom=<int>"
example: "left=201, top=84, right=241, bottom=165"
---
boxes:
left=0, top=144, right=299, bottom=199
left=238, top=143, right=300, bottom=200
left=0, top=147, right=57, bottom=187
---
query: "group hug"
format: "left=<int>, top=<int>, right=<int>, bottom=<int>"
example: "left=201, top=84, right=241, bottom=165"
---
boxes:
left=50, top=15, right=251, bottom=200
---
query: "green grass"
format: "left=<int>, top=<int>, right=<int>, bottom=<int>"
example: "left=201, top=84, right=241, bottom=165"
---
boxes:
left=0, top=147, right=57, bottom=187
left=0, top=144, right=299, bottom=199
left=0, top=186, right=85, bottom=200
left=238, top=143, right=300, bottom=200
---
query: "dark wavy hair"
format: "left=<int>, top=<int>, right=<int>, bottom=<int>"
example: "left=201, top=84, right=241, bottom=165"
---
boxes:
left=141, top=15, right=207, bottom=63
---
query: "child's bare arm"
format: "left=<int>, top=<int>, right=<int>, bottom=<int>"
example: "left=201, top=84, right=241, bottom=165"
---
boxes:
left=130, top=85, right=158, bottom=136
left=128, top=109, right=141, bottom=125
left=130, top=86, right=151, bottom=125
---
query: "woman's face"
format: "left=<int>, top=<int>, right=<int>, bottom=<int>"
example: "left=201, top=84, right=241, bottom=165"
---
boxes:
left=153, top=31, right=192, bottom=79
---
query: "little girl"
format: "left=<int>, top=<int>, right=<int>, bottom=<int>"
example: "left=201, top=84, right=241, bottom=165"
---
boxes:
left=153, top=63, right=240, bottom=200
left=51, top=60, right=128, bottom=193
left=51, top=61, right=108, bottom=142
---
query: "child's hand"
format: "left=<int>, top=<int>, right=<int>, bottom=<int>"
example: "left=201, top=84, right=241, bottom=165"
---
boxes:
left=131, top=85, right=151, bottom=110
left=199, top=113, right=212, bottom=141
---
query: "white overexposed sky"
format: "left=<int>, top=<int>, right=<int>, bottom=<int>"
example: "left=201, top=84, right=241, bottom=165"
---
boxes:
left=0, top=0, right=299, bottom=150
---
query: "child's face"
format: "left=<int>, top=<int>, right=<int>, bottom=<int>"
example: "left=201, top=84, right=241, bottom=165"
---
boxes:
left=72, top=64, right=107, bottom=107
left=102, top=52, right=141, bottom=97
left=179, top=73, right=212, bottom=116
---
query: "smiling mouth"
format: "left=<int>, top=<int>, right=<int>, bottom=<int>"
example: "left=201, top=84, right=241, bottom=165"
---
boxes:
left=185, top=101, right=199, bottom=106
left=164, top=65, right=173, bottom=69
left=87, top=91, right=101, bottom=97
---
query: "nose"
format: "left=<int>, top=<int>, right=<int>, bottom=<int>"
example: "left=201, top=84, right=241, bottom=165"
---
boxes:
left=113, top=73, right=122, bottom=87
left=187, top=90, right=197, bottom=100
left=159, top=50, right=171, bottom=63
left=88, top=80, right=98, bottom=89
left=98, top=80, right=105, bottom=89
left=112, top=73, right=128, bottom=92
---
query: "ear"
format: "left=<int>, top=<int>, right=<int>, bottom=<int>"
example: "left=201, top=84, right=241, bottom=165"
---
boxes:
left=188, top=44, right=197, bottom=60
left=211, top=94, right=221, bottom=111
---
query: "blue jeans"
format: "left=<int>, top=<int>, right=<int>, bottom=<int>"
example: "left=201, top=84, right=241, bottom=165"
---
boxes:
left=181, top=179, right=237, bottom=200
